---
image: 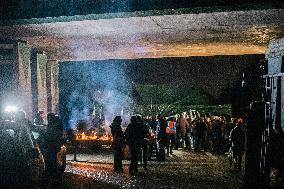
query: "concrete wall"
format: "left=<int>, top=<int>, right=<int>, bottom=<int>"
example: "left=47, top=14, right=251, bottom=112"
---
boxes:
left=266, top=38, right=284, bottom=74
left=265, top=37, right=284, bottom=130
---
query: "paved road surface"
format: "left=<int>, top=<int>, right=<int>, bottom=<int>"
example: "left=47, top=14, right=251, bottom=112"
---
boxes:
left=58, top=150, right=244, bottom=189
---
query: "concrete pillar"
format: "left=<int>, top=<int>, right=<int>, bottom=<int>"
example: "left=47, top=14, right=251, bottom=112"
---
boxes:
left=17, top=42, right=33, bottom=118
left=36, top=52, right=48, bottom=120
left=46, top=59, right=59, bottom=114
left=5, top=42, right=19, bottom=102
left=30, top=48, right=39, bottom=118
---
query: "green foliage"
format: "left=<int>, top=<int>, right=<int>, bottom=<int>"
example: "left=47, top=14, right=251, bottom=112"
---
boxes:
left=134, top=103, right=231, bottom=117
left=132, top=84, right=230, bottom=116
left=132, top=84, right=215, bottom=106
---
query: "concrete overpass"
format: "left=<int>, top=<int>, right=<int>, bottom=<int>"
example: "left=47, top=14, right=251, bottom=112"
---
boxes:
left=1, top=8, right=284, bottom=60
left=0, top=4, right=284, bottom=118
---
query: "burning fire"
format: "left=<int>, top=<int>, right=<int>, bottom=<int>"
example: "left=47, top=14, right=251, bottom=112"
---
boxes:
left=75, top=131, right=113, bottom=141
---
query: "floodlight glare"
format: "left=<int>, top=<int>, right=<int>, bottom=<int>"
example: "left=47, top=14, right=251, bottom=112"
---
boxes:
left=5, top=105, right=18, bottom=112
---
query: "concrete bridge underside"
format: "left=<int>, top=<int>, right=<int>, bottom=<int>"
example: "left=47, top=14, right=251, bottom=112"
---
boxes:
left=0, top=8, right=284, bottom=61
left=0, top=8, right=284, bottom=118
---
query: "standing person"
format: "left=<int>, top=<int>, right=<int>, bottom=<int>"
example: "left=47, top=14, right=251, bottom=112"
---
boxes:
left=230, top=118, right=246, bottom=171
left=149, top=115, right=158, bottom=130
left=156, top=115, right=167, bottom=161
left=148, top=116, right=157, bottom=160
left=166, top=117, right=177, bottom=155
left=110, top=116, right=125, bottom=173
left=175, top=114, right=181, bottom=150
left=194, top=117, right=207, bottom=152
left=180, top=112, right=190, bottom=150
left=223, top=118, right=236, bottom=152
left=139, top=116, right=151, bottom=170
left=125, top=116, right=147, bottom=175
left=42, top=113, right=63, bottom=188
left=212, top=117, right=222, bottom=154
left=204, top=115, right=212, bottom=152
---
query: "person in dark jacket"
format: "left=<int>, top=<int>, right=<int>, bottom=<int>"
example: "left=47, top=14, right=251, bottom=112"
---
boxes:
left=156, top=115, right=167, bottom=161
left=194, top=117, right=207, bottom=152
left=43, top=113, right=63, bottom=177
left=110, top=116, right=125, bottom=173
left=149, top=116, right=158, bottom=130
left=212, top=117, right=223, bottom=154
left=125, top=116, right=148, bottom=175
left=230, top=118, right=246, bottom=170
left=139, top=116, right=151, bottom=170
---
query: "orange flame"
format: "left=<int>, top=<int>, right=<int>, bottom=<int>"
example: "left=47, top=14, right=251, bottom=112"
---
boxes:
left=75, top=131, right=112, bottom=141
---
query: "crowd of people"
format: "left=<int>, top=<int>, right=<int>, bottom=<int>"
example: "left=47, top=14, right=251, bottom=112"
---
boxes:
left=1, top=108, right=246, bottom=177
left=109, top=112, right=246, bottom=175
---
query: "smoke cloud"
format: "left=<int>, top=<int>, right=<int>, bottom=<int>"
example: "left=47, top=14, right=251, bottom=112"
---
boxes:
left=59, top=60, right=133, bottom=130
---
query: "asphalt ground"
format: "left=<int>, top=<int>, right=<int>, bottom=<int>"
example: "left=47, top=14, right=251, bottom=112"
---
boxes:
left=57, top=149, right=245, bottom=189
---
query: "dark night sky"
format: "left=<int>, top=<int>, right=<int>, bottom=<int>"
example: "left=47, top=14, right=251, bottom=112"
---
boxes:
left=60, top=54, right=264, bottom=103
left=125, top=55, right=264, bottom=100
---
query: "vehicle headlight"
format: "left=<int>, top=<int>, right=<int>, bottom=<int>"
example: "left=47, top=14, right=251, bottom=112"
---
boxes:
left=4, top=105, right=18, bottom=112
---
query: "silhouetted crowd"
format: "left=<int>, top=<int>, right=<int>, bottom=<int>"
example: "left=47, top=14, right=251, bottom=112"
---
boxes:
left=110, top=112, right=246, bottom=175
left=1, top=108, right=246, bottom=178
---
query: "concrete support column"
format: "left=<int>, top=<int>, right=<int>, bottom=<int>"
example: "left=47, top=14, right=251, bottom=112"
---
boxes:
left=17, top=42, right=33, bottom=118
left=30, top=49, right=39, bottom=118
left=36, top=52, right=48, bottom=120
left=46, top=59, right=59, bottom=114
left=30, top=49, right=48, bottom=120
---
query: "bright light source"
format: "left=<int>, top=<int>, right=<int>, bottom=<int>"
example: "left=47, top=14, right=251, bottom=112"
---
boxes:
left=5, top=105, right=18, bottom=112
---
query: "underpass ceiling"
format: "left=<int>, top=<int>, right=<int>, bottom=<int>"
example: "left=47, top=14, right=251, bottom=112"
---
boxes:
left=0, top=8, right=284, bottom=60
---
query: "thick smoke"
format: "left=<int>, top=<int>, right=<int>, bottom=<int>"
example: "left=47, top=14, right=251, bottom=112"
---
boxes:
left=60, top=60, right=133, bottom=130
left=67, top=89, right=92, bottom=129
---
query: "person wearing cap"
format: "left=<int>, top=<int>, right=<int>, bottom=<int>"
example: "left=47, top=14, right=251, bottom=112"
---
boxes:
left=110, top=116, right=125, bottom=173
